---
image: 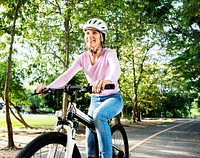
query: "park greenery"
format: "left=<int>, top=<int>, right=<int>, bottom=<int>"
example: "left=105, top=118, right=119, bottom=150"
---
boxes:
left=0, top=114, right=57, bottom=128
left=0, top=0, right=199, bottom=148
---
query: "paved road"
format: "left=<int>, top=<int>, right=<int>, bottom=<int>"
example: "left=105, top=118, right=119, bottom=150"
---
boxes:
left=127, top=119, right=200, bottom=158
left=78, top=119, right=200, bottom=158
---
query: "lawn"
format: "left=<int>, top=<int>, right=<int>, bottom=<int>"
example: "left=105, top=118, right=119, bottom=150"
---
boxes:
left=0, top=114, right=57, bottom=128
left=191, top=108, right=200, bottom=118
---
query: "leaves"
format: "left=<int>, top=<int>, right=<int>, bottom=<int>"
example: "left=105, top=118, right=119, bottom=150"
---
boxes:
left=0, top=0, right=199, bottom=120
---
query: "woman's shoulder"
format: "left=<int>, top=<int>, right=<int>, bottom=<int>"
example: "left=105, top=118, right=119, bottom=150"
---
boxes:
left=78, top=51, right=89, bottom=58
left=103, top=48, right=117, bottom=56
left=104, top=48, right=115, bottom=53
left=73, top=51, right=89, bottom=64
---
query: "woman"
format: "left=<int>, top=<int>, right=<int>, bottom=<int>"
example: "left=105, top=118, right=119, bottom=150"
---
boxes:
left=36, top=18, right=124, bottom=158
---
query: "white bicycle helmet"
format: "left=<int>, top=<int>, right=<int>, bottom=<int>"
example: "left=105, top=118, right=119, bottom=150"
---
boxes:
left=83, top=18, right=108, bottom=38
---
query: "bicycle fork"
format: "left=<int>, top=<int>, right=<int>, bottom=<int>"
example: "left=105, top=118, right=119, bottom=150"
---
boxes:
left=47, top=124, right=76, bottom=158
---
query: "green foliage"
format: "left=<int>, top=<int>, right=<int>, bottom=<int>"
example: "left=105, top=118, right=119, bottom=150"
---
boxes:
left=0, top=114, right=57, bottom=128
left=0, top=60, right=26, bottom=104
left=160, top=90, right=192, bottom=118
left=0, top=0, right=199, bottom=119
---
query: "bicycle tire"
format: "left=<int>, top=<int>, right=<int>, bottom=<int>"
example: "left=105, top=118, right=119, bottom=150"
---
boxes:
left=111, top=124, right=129, bottom=158
left=16, top=132, right=81, bottom=158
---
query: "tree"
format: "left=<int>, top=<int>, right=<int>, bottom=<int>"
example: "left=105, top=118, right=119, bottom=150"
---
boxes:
left=143, top=0, right=200, bottom=92
left=3, top=0, right=21, bottom=149
left=1, top=0, right=199, bottom=128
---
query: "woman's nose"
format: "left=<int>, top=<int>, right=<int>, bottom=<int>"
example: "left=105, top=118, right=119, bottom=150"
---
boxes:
left=88, top=33, right=93, bottom=38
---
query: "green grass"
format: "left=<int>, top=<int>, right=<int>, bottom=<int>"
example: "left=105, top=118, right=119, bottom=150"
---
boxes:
left=0, top=114, right=57, bottom=128
left=191, top=108, right=200, bottom=118
left=1, top=108, right=199, bottom=129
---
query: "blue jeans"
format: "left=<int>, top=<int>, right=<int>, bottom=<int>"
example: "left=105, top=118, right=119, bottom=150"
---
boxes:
left=86, top=91, right=124, bottom=158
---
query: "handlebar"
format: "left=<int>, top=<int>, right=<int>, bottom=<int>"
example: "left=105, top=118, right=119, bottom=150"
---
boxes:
left=32, top=84, right=115, bottom=95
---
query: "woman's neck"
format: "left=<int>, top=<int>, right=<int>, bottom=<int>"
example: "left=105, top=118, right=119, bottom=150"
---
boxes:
left=90, top=47, right=102, bottom=56
left=89, top=48, right=103, bottom=65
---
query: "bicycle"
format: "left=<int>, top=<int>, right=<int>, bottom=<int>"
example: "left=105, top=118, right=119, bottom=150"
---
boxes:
left=16, top=84, right=129, bottom=158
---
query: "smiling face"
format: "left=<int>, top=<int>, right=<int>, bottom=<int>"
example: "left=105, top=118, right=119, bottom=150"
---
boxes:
left=84, top=29, right=103, bottom=51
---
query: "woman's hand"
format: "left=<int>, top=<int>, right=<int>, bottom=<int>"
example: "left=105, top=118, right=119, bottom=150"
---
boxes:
left=35, top=84, right=48, bottom=96
left=92, top=80, right=112, bottom=94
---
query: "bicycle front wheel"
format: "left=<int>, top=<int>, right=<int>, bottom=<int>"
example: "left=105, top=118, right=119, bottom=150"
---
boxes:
left=111, top=124, right=129, bottom=158
left=16, top=132, right=81, bottom=158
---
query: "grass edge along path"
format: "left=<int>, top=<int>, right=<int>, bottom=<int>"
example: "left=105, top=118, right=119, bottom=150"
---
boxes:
left=0, top=114, right=57, bottom=128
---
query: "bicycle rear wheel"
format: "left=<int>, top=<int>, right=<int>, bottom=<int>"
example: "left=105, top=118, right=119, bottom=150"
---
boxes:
left=16, top=132, right=81, bottom=158
left=111, top=124, right=129, bottom=158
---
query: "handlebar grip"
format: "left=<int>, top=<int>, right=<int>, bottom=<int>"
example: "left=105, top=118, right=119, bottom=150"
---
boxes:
left=42, top=88, right=52, bottom=93
left=32, top=88, right=52, bottom=95
left=87, top=84, right=115, bottom=93
left=104, top=84, right=115, bottom=89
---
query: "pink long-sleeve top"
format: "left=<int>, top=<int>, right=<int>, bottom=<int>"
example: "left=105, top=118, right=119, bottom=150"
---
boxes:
left=47, top=48, right=121, bottom=96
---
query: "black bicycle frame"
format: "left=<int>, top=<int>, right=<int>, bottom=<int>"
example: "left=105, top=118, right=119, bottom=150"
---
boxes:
left=64, top=90, right=100, bottom=158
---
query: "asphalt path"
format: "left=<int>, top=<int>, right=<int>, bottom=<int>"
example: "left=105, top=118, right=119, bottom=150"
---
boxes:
left=79, top=119, right=200, bottom=158
left=2, top=117, right=199, bottom=157
left=128, top=119, right=200, bottom=158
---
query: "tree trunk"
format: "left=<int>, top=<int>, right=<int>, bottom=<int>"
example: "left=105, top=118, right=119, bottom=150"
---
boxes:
left=132, top=95, right=138, bottom=123
left=4, top=0, right=21, bottom=149
left=9, top=103, right=32, bottom=128
left=62, top=93, right=68, bottom=118
left=132, top=52, right=138, bottom=123
left=5, top=100, right=15, bottom=148
left=0, top=93, right=32, bottom=129
left=114, top=28, right=122, bottom=124
left=137, top=107, right=142, bottom=122
left=62, top=6, right=71, bottom=118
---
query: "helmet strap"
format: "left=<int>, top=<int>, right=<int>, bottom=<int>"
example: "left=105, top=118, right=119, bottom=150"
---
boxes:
left=101, top=33, right=105, bottom=48
left=90, top=47, right=101, bottom=54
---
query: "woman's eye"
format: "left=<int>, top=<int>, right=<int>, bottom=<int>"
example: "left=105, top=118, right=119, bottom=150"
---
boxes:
left=85, top=30, right=99, bottom=36
left=93, top=31, right=98, bottom=35
left=85, top=32, right=90, bottom=35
